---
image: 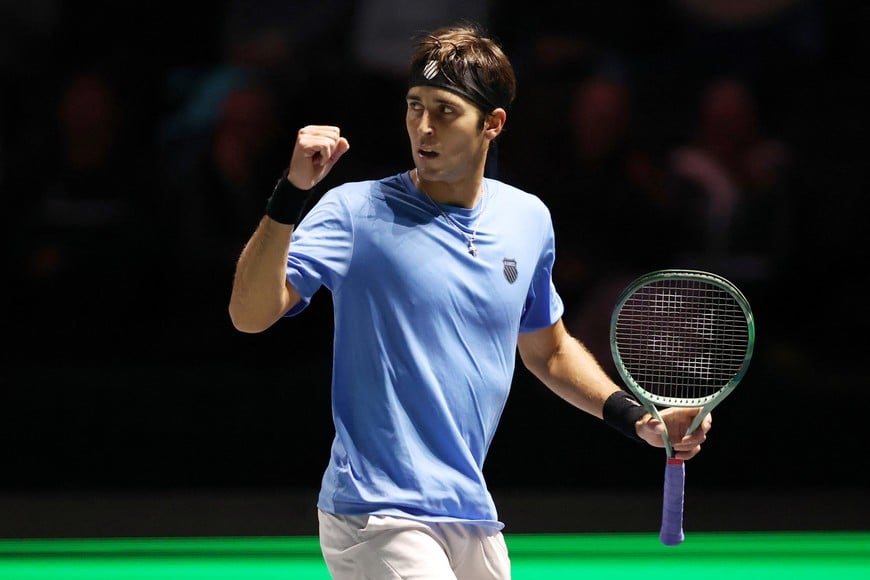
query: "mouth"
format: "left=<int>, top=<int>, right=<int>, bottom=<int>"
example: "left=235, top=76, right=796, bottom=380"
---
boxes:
left=417, top=147, right=438, bottom=158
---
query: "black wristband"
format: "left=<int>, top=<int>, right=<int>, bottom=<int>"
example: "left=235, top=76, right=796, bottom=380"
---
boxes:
left=602, top=390, right=647, bottom=443
left=265, top=169, right=316, bottom=225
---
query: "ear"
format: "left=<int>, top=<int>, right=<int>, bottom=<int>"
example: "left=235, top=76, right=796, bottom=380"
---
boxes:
left=484, top=108, right=507, bottom=141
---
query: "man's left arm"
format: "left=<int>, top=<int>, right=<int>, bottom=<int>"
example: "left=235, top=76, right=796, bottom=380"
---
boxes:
left=517, top=319, right=710, bottom=459
left=517, top=319, right=623, bottom=419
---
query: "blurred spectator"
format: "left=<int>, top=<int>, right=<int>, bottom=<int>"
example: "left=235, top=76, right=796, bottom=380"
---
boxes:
left=668, top=0, right=825, bottom=151
left=157, top=75, right=318, bottom=364
left=218, top=0, right=353, bottom=144
left=158, top=0, right=351, bottom=178
left=150, top=2, right=359, bottom=360
left=546, top=76, right=673, bottom=298
left=666, top=77, right=792, bottom=283
left=491, top=5, right=628, bottom=186
left=0, top=2, right=60, bottom=297
left=222, top=0, right=352, bottom=72
left=164, top=77, right=288, bottom=302
left=522, top=75, right=674, bottom=374
left=7, top=69, right=159, bottom=357
left=671, top=0, right=823, bottom=78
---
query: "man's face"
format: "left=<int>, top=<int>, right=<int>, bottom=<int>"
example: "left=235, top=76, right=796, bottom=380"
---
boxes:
left=405, top=86, right=488, bottom=184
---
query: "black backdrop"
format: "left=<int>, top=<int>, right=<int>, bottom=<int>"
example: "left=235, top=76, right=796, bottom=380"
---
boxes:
left=1, top=1, right=867, bottom=508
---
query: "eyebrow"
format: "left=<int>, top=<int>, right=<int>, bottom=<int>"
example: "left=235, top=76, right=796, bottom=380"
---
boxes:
left=406, top=92, right=465, bottom=108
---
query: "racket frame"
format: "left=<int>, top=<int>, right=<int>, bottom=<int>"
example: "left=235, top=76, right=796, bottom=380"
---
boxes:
left=609, top=269, right=755, bottom=455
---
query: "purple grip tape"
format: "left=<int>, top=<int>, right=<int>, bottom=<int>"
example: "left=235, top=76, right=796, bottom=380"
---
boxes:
left=660, top=458, right=685, bottom=546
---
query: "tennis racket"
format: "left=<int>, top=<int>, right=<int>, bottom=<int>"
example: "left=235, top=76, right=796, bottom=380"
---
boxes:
left=609, top=269, right=755, bottom=546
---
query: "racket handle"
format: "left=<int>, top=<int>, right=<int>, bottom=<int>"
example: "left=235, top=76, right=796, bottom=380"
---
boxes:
left=660, top=458, right=685, bottom=546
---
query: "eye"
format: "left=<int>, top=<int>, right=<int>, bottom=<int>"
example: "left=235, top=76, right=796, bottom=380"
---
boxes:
left=407, top=101, right=423, bottom=111
left=440, top=104, right=455, bottom=114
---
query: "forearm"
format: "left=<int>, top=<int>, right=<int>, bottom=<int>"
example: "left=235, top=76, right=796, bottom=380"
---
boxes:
left=228, top=216, right=299, bottom=333
left=539, top=338, right=622, bottom=418
left=520, top=323, right=653, bottom=443
left=228, top=126, right=349, bottom=333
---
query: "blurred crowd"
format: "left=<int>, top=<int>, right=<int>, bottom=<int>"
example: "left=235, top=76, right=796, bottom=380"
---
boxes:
left=1, top=1, right=867, bottom=487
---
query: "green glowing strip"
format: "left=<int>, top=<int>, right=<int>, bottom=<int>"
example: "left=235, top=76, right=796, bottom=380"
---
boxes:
left=0, top=533, right=866, bottom=580
left=506, top=531, right=870, bottom=557
left=0, top=536, right=320, bottom=556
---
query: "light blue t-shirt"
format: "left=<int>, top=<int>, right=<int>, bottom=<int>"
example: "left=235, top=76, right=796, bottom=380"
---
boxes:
left=285, top=171, right=563, bottom=529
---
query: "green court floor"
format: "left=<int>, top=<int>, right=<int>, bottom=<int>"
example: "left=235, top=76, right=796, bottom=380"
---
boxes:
left=0, top=532, right=867, bottom=579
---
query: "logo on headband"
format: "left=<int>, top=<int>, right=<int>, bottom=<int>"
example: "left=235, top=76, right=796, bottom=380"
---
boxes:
left=422, top=60, right=439, bottom=80
left=410, top=58, right=503, bottom=112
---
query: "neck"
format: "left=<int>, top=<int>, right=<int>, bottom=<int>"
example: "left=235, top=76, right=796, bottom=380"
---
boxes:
left=411, top=169, right=483, bottom=209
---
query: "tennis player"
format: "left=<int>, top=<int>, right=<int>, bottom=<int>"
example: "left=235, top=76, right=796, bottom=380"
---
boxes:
left=229, top=23, right=712, bottom=580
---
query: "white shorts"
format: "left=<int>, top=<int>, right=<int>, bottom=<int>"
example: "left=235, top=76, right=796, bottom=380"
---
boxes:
left=318, top=509, right=511, bottom=579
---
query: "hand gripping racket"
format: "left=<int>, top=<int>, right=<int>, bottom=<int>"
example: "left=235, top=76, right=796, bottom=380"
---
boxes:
left=610, top=269, right=754, bottom=546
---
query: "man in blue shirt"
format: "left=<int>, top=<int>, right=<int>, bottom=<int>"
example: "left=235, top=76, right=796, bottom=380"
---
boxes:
left=229, top=23, right=711, bottom=580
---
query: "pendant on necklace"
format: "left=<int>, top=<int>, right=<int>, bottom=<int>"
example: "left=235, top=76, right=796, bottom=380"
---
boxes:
left=468, top=242, right=478, bottom=257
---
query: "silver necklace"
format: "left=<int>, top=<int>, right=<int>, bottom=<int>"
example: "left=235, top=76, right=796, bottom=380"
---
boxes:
left=414, top=172, right=487, bottom=257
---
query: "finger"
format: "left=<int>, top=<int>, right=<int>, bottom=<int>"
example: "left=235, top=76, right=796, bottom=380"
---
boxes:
left=297, top=126, right=342, bottom=155
left=702, top=413, right=713, bottom=432
left=303, top=138, right=338, bottom=161
left=639, top=415, right=665, bottom=436
left=315, top=138, right=350, bottom=175
left=673, top=430, right=704, bottom=449
left=331, top=137, right=350, bottom=161
left=299, top=125, right=341, bottom=140
left=307, top=135, right=350, bottom=167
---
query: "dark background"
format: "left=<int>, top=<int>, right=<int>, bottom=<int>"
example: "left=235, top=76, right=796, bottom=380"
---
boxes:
left=1, top=0, right=867, bottom=533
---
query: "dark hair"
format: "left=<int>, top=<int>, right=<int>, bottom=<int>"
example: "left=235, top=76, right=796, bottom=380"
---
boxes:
left=408, top=23, right=516, bottom=114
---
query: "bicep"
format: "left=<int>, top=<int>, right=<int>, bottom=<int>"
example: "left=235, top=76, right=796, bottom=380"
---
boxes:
left=517, top=319, right=567, bottom=377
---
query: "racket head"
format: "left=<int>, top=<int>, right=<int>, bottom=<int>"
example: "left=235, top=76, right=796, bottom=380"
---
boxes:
left=609, top=269, right=755, bottom=409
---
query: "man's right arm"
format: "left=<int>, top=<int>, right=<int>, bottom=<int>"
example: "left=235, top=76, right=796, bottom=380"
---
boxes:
left=228, top=216, right=301, bottom=333
left=228, top=125, right=349, bottom=333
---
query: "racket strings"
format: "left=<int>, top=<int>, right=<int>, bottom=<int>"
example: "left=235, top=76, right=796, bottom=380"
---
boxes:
left=614, top=279, right=749, bottom=403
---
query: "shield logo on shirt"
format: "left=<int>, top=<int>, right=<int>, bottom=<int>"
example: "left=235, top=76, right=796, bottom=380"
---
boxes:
left=503, top=258, right=518, bottom=284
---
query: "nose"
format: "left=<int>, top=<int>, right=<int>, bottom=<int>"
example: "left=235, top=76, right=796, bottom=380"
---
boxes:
left=417, top=111, right=434, bottom=136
